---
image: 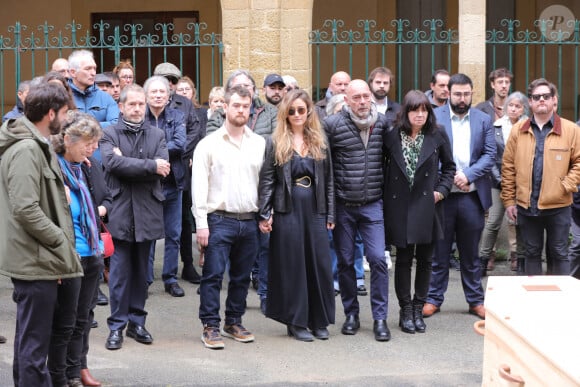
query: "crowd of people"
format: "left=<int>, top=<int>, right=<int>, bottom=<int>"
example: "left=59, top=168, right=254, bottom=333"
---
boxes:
left=2, top=48, right=580, bottom=387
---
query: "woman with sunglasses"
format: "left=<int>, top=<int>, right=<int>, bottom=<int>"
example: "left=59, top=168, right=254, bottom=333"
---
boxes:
left=258, top=89, right=335, bottom=342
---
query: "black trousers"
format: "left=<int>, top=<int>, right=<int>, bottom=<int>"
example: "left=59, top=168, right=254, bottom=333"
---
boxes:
left=67, top=256, right=103, bottom=379
left=394, top=243, right=434, bottom=308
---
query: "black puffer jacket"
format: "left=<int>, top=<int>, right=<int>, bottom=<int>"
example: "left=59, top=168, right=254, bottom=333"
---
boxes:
left=323, top=110, right=387, bottom=204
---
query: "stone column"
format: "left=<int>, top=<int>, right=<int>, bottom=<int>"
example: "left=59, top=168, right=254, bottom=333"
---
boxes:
left=220, top=0, right=313, bottom=91
left=458, top=0, right=486, bottom=103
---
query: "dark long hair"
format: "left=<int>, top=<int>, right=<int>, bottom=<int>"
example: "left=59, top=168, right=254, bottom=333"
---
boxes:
left=396, top=90, right=438, bottom=135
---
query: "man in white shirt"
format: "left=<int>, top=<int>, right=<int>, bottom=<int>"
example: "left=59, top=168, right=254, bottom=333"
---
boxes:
left=192, top=85, right=266, bottom=350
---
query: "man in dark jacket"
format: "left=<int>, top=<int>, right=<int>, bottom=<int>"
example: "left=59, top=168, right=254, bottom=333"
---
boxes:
left=143, top=75, right=187, bottom=297
left=154, top=62, right=205, bottom=284
left=323, top=79, right=391, bottom=342
left=100, top=84, right=170, bottom=350
left=0, top=82, right=82, bottom=386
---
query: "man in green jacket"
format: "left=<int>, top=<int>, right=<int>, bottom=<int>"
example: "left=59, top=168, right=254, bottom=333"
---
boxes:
left=0, top=82, right=82, bottom=387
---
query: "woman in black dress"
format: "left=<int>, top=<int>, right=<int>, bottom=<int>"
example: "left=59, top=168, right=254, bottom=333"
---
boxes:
left=383, top=90, right=455, bottom=334
left=258, top=89, right=335, bottom=342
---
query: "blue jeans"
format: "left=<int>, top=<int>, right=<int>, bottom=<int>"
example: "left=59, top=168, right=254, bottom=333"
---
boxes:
left=518, top=206, right=571, bottom=275
left=199, top=213, right=259, bottom=327
left=333, top=200, right=389, bottom=320
left=148, top=188, right=183, bottom=285
left=329, top=230, right=364, bottom=290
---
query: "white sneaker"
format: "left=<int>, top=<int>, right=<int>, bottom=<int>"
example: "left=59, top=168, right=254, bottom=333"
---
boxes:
left=362, top=256, right=370, bottom=272
left=385, top=251, right=392, bottom=270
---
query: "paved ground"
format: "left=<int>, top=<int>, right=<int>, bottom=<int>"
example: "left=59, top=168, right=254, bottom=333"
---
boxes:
left=0, top=246, right=517, bottom=387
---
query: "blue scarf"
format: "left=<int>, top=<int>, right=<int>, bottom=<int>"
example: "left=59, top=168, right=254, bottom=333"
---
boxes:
left=57, top=155, right=100, bottom=255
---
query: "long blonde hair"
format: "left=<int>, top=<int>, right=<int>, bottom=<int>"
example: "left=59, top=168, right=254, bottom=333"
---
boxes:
left=273, top=89, right=326, bottom=165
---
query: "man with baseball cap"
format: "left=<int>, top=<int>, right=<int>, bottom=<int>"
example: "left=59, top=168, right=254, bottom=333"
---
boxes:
left=263, top=73, right=286, bottom=107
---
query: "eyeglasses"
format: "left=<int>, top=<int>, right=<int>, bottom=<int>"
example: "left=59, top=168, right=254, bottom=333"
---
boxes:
left=530, top=93, right=553, bottom=101
left=120, top=75, right=134, bottom=80
left=288, top=107, right=307, bottom=116
left=176, top=87, right=192, bottom=93
left=451, top=92, right=472, bottom=98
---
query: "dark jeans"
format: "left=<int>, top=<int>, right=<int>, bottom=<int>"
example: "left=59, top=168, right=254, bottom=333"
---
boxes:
left=67, top=256, right=103, bottom=379
left=148, top=188, right=183, bottom=285
left=333, top=200, right=389, bottom=320
left=180, top=189, right=195, bottom=267
left=257, top=232, right=269, bottom=301
left=518, top=206, right=571, bottom=275
left=330, top=230, right=365, bottom=290
left=428, top=192, right=485, bottom=307
left=12, top=279, right=59, bottom=387
left=48, top=277, right=82, bottom=387
left=108, top=240, right=153, bottom=331
left=199, top=213, right=259, bottom=327
left=394, top=244, right=433, bottom=307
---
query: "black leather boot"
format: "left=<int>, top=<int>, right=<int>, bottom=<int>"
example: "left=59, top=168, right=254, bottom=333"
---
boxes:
left=413, top=304, right=426, bottom=333
left=399, top=305, right=415, bottom=334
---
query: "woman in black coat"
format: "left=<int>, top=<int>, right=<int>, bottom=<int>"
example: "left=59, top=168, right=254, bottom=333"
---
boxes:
left=383, top=90, right=455, bottom=334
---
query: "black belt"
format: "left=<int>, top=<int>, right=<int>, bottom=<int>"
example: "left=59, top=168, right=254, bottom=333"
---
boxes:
left=338, top=199, right=364, bottom=207
left=212, top=210, right=256, bottom=221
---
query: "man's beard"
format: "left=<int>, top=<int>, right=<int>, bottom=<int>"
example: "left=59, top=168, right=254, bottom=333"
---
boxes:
left=227, top=115, right=248, bottom=127
left=450, top=101, right=471, bottom=115
left=48, top=115, right=63, bottom=135
left=266, top=95, right=281, bottom=105
left=371, top=89, right=387, bottom=101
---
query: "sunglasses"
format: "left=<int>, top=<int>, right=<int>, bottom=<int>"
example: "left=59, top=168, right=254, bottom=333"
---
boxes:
left=530, top=93, right=552, bottom=101
left=165, top=76, right=179, bottom=85
left=288, top=107, right=307, bottom=116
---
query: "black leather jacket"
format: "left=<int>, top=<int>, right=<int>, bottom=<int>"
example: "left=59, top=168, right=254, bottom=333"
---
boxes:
left=258, top=138, right=335, bottom=224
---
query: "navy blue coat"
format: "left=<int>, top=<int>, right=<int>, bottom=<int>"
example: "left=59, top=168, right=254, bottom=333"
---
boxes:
left=434, top=105, right=496, bottom=211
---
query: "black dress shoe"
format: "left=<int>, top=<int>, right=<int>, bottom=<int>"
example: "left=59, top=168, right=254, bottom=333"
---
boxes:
left=165, top=282, right=185, bottom=297
left=126, top=322, right=153, bottom=344
left=91, top=319, right=98, bottom=329
left=0, top=335, right=6, bottom=344
left=286, top=325, right=314, bottom=342
left=105, top=330, right=123, bottom=350
left=181, top=264, right=201, bottom=284
left=373, top=320, right=391, bottom=342
left=96, top=287, right=109, bottom=306
left=312, top=327, right=329, bottom=340
left=357, top=285, right=368, bottom=296
left=341, top=315, right=360, bottom=335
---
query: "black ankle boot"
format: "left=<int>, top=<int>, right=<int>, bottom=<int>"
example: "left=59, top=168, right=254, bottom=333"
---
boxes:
left=399, top=305, right=415, bottom=334
left=413, top=304, right=426, bottom=333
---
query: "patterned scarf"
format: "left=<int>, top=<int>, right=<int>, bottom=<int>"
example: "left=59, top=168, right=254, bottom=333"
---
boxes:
left=57, top=155, right=100, bottom=255
left=400, top=130, right=424, bottom=189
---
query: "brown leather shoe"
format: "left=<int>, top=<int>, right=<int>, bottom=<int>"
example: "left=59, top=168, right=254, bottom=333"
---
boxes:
left=510, top=252, right=518, bottom=271
left=422, top=303, right=440, bottom=318
left=468, top=304, right=486, bottom=320
left=80, top=368, right=101, bottom=387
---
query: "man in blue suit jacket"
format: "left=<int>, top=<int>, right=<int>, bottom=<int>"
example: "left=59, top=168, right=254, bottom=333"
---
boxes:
left=422, top=73, right=495, bottom=320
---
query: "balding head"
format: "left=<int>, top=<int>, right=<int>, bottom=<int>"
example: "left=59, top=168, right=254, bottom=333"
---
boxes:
left=345, top=79, right=372, bottom=118
left=329, top=71, right=351, bottom=95
left=51, top=58, right=70, bottom=78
